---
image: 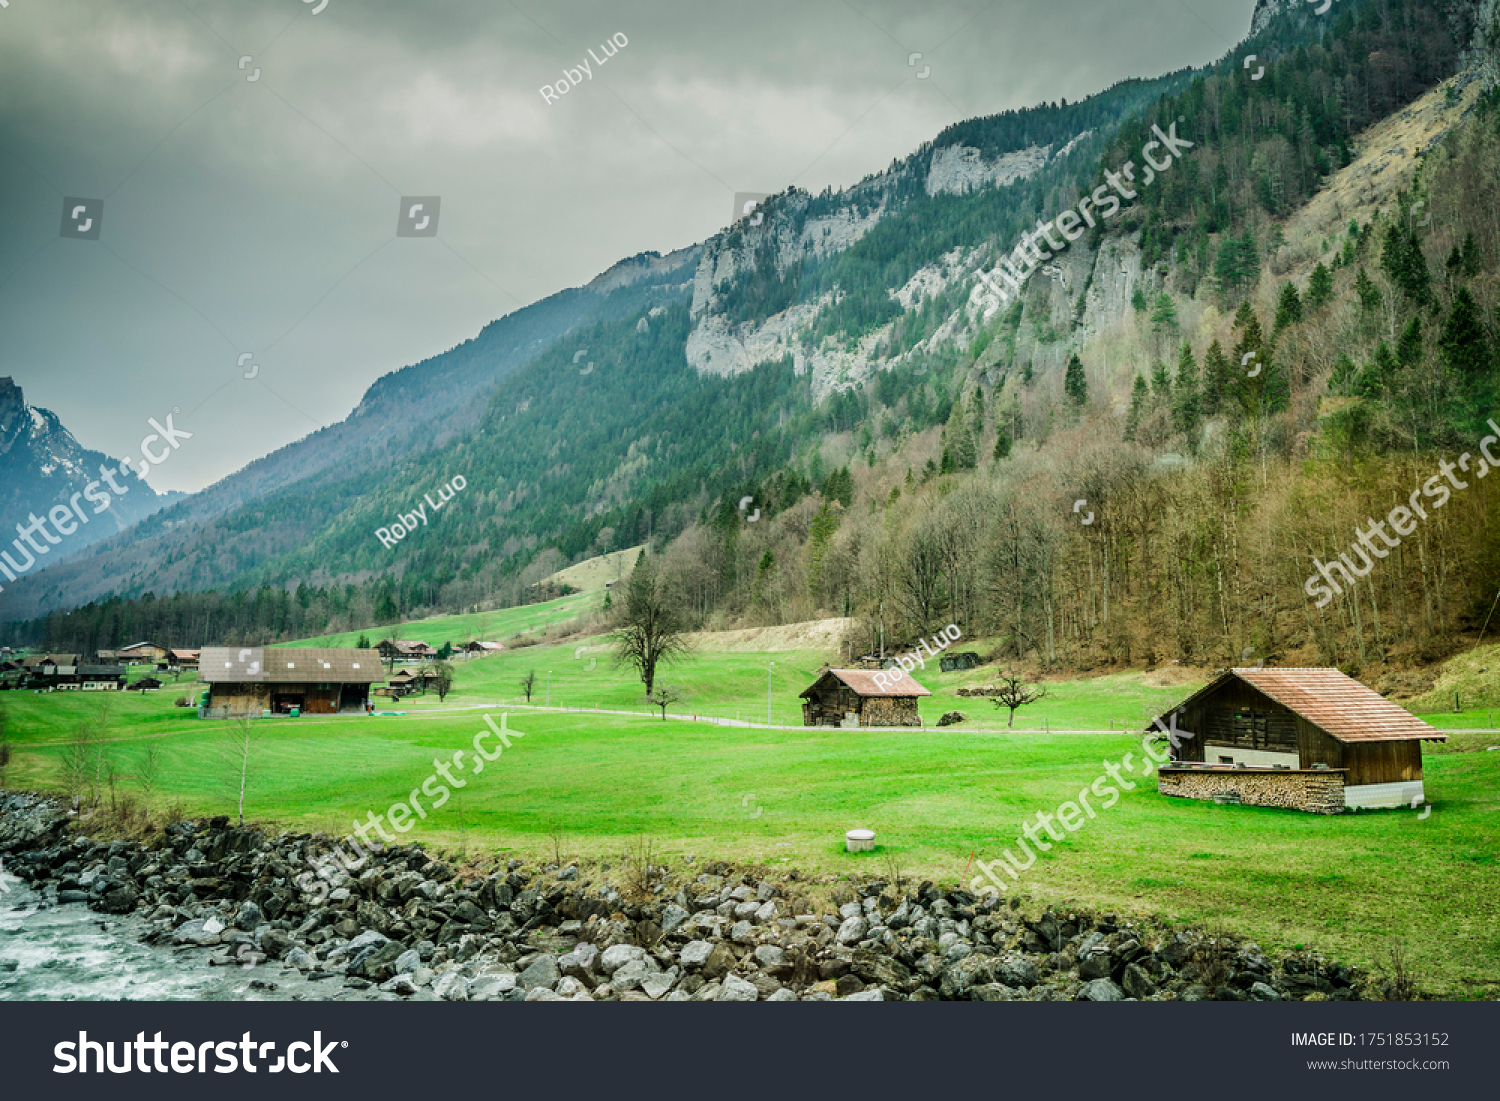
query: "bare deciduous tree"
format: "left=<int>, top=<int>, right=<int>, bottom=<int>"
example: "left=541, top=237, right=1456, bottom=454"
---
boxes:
left=58, top=725, right=95, bottom=811
left=136, top=744, right=163, bottom=822
left=520, top=670, right=537, bottom=703
left=988, top=672, right=1048, bottom=728
left=220, top=719, right=254, bottom=827
left=429, top=659, right=455, bottom=702
left=0, top=697, right=10, bottom=788
left=646, top=685, right=683, bottom=721
left=380, top=627, right=401, bottom=673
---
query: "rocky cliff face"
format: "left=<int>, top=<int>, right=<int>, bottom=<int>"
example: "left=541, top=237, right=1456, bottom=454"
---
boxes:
left=1251, top=0, right=1291, bottom=36
left=681, top=128, right=1096, bottom=402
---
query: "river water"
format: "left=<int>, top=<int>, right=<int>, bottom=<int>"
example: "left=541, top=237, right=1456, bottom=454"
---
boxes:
left=0, top=881, right=321, bottom=1002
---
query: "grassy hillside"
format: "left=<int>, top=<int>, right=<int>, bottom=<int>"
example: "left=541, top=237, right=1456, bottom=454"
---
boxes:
left=542, top=545, right=642, bottom=594
left=280, top=591, right=602, bottom=650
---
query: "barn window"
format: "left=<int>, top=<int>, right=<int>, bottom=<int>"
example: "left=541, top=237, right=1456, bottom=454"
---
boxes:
left=1219, top=755, right=1234, bottom=764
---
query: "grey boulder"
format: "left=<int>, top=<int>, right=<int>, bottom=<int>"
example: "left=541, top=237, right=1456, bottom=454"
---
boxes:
left=716, top=974, right=759, bottom=1002
left=519, top=954, right=561, bottom=991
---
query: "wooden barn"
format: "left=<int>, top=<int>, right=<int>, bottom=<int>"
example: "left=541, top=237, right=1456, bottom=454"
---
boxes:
left=1154, top=667, right=1446, bottom=813
left=162, top=648, right=201, bottom=670
left=800, top=668, right=931, bottom=728
left=199, top=647, right=385, bottom=717
left=387, top=667, right=441, bottom=695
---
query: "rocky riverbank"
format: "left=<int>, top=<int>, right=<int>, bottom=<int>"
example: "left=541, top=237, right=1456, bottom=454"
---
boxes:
left=0, top=791, right=1386, bottom=1001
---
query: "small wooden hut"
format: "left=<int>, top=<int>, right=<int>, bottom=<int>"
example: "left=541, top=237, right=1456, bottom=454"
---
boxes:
left=800, top=668, right=931, bottom=728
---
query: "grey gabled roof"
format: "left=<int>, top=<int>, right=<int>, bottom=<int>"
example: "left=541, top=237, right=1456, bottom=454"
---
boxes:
left=199, top=648, right=385, bottom=684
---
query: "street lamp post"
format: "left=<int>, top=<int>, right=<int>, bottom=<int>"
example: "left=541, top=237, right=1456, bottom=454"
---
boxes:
left=767, top=660, right=774, bottom=727
left=547, top=670, right=552, bottom=708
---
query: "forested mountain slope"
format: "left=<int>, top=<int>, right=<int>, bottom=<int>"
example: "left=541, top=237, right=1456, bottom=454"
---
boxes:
left=0, top=247, right=698, bottom=621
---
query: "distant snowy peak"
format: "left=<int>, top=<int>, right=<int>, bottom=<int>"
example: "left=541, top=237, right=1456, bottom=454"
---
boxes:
left=2, top=390, right=90, bottom=484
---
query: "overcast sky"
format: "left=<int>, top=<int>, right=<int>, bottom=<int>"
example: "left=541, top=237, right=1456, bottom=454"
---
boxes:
left=0, top=0, right=1257, bottom=493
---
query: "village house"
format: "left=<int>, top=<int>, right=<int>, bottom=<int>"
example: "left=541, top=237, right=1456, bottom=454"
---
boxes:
left=461, top=640, right=505, bottom=656
left=76, top=665, right=128, bottom=690
left=377, top=639, right=438, bottom=663
left=385, top=667, right=441, bottom=695
left=22, top=656, right=125, bottom=691
left=1153, top=667, right=1447, bottom=813
left=161, top=648, right=201, bottom=670
left=800, top=668, right=931, bottom=728
left=117, top=641, right=165, bottom=665
left=22, top=652, right=80, bottom=671
left=199, top=647, right=385, bottom=717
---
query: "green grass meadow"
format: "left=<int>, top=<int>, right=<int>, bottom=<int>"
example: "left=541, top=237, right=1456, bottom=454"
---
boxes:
left=2, top=613, right=1497, bottom=997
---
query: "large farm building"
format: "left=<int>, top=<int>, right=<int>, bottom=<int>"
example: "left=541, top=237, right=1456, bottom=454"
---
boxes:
left=199, top=647, right=385, bottom=717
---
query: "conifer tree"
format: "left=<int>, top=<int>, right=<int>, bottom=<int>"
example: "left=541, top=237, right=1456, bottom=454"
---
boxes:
left=1307, top=262, right=1334, bottom=310
left=1150, top=292, right=1179, bottom=337
left=1150, top=361, right=1172, bottom=399
left=1274, top=281, right=1304, bottom=333
left=992, top=427, right=1013, bottom=460
left=1201, top=339, right=1233, bottom=415
left=1459, top=232, right=1482, bottom=278
left=1355, top=267, right=1381, bottom=313
left=940, top=403, right=977, bottom=473
left=1441, top=287, right=1492, bottom=396
left=1126, top=374, right=1149, bottom=440
left=1381, top=222, right=1430, bottom=304
left=1064, top=353, right=1088, bottom=406
left=1172, top=343, right=1200, bottom=437
left=1395, top=316, right=1424, bottom=369
left=1353, top=342, right=1398, bottom=398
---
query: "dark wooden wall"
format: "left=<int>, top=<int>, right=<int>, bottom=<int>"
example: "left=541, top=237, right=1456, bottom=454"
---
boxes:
left=211, top=682, right=347, bottom=716
left=803, top=679, right=863, bottom=726
left=1172, top=680, right=1300, bottom=762
left=1345, top=739, right=1423, bottom=784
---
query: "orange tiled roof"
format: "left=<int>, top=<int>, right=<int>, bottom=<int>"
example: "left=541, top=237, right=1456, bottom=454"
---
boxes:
left=1226, top=667, right=1445, bottom=743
